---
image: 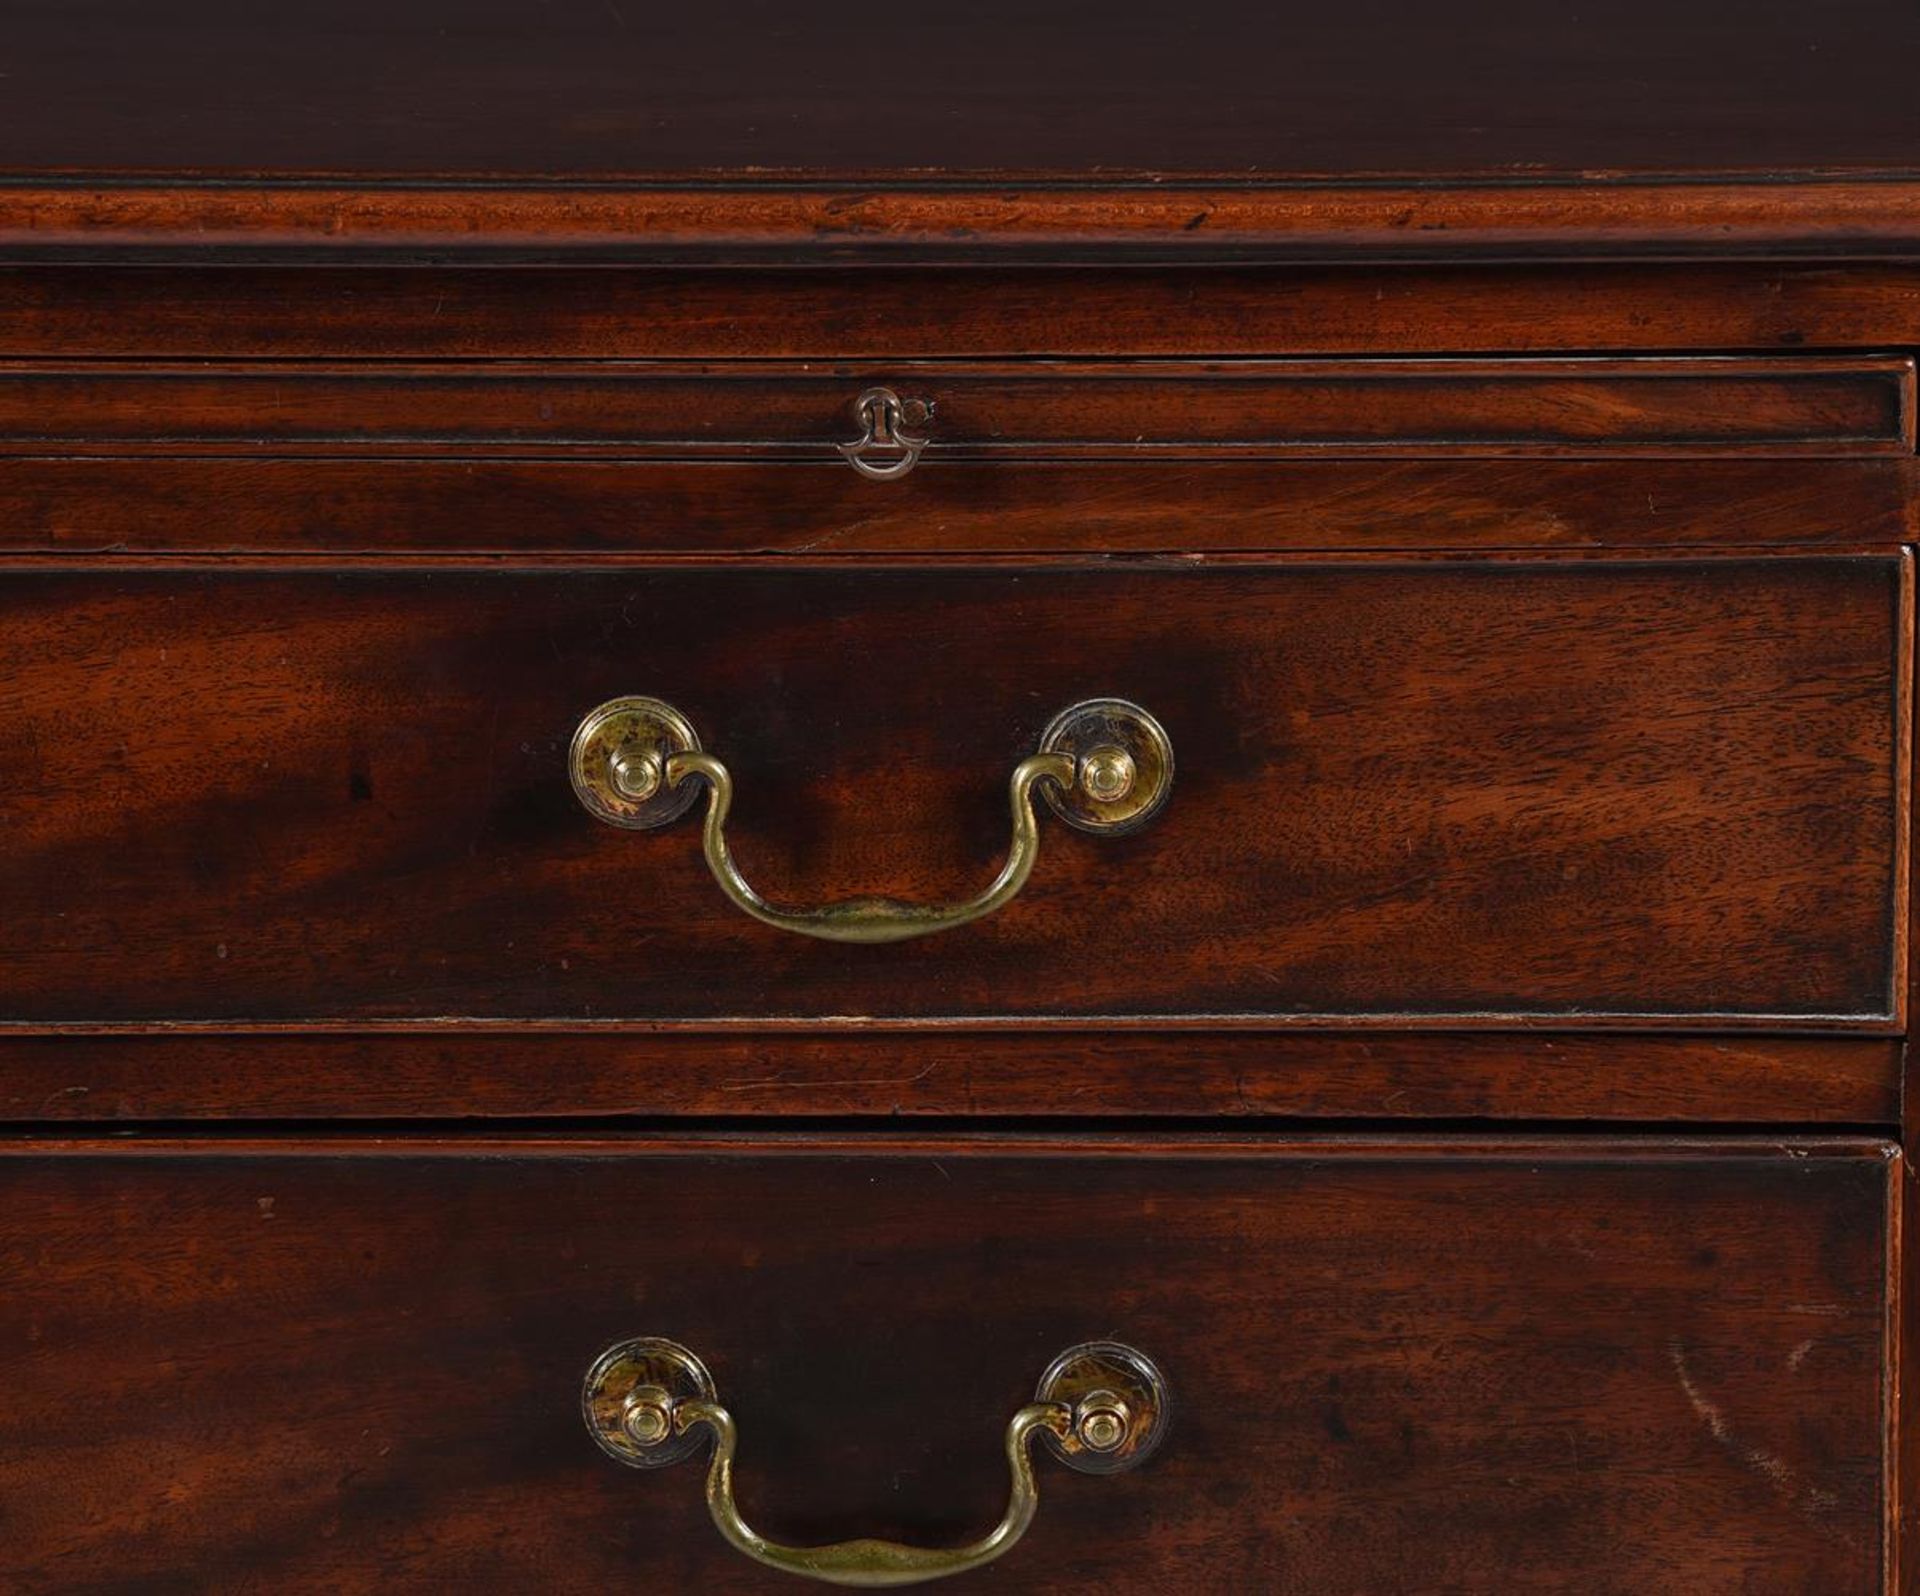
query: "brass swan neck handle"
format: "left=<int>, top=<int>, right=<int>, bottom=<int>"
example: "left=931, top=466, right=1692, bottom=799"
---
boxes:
left=666, top=747, right=1072, bottom=943
left=583, top=1338, right=1171, bottom=1589
left=678, top=1396, right=1061, bottom=1586
left=570, top=697, right=1173, bottom=944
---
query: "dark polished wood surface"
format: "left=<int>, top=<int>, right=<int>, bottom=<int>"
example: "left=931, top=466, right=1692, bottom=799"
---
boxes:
left=4, top=3, right=1920, bottom=255
left=5, top=0, right=1917, bottom=181
left=8, top=458, right=1915, bottom=557
left=21, top=178, right=1920, bottom=258
left=10, top=265, right=1920, bottom=361
left=0, top=0, right=1913, bottom=1585
left=0, top=12, right=1916, bottom=1573
left=7, top=357, right=1905, bottom=458
left=0, top=1033, right=1900, bottom=1127
left=4, top=354, right=1907, bottom=558
left=0, top=558, right=1901, bottom=1027
left=0, top=1137, right=1893, bottom=1593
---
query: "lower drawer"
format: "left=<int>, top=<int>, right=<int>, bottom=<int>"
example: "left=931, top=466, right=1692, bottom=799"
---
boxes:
left=0, top=1137, right=1894, bottom=1592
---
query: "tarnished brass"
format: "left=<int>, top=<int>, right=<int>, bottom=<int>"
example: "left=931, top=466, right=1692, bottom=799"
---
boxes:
left=1036, top=698, right=1174, bottom=835
left=581, top=1336, right=716, bottom=1470
left=582, top=1337, right=1169, bottom=1588
left=1031, top=1342, right=1171, bottom=1475
left=836, top=387, right=929, bottom=480
left=1070, top=1389, right=1131, bottom=1452
left=567, top=697, right=1174, bottom=944
left=1078, top=747, right=1137, bottom=804
left=568, top=695, right=704, bottom=830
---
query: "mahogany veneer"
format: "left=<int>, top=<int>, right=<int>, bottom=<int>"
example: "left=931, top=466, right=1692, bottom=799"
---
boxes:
left=2, top=3, right=1917, bottom=1591
left=0, top=557, right=1904, bottom=1029
left=0, top=1138, right=1897, bottom=1593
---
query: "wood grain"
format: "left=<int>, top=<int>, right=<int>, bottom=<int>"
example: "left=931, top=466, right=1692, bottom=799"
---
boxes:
left=1, top=357, right=1905, bottom=458
left=0, top=1136, right=1893, bottom=1593
left=0, top=557, right=1902, bottom=1027
left=0, top=1032, right=1898, bottom=1126
left=0, top=10, right=1914, bottom=1586
left=7, top=264, right=1920, bottom=360
left=7, top=0, right=1920, bottom=257
left=4, top=459, right=1913, bottom=557
left=16, top=177, right=1920, bottom=258
left=1900, top=1047, right=1916, bottom=1594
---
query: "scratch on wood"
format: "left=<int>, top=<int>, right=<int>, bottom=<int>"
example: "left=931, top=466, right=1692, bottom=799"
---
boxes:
left=719, top=1060, right=940, bottom=1093
left=1668, top=1338, right=1837, bottom=1519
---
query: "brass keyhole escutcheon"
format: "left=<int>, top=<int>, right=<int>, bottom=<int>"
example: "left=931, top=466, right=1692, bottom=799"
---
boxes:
left=836, top=386, right=930, bottom=480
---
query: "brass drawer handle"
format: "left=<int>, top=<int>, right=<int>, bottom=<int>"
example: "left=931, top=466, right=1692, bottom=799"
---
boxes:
left=569, top=696, right=1172, bottom=944
left=583, top=1337, right=1169, bottom=1588
left=837, top=386, right=929, bottom=480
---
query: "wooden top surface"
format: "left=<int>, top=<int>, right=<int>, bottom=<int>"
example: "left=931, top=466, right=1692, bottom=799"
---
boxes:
left=5, top=0, right=1920, bottom=255
left=13, top=0, right=1920, bottom=181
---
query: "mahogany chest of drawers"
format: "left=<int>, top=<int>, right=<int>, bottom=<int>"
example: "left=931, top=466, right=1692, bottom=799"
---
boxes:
left=5, top=1, right=1920, bottom=1590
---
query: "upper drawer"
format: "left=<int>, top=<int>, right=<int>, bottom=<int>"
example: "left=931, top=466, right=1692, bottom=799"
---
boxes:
left=1, top=356, right=1910, bottom=459
left=1, top=356, right=1912, bottom=555
left=0, top=555, right=1902, bottom=1028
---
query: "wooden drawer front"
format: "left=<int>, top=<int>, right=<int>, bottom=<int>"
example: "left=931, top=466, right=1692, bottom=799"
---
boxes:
left=0, top=557, right=1902, bottom=1028
left=0, top=1138, right=1892, bottom=1592
left=0, top=357, right=1908, bottom=458
left=1, top=356, right=1911, bottom=559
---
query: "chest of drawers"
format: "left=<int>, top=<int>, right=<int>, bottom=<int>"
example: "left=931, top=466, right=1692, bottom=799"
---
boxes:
left=5, top=2, right=1920, bottom=1590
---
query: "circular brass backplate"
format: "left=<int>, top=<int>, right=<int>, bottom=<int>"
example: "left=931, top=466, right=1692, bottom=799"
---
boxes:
left=570, top=696, right=703, bottom=830
left=582, top=1336, right=717, bottom=1468
left=1035, top=1341, right=1171, bottom=1474
left=1037, top=698, right=1174, bottom=835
